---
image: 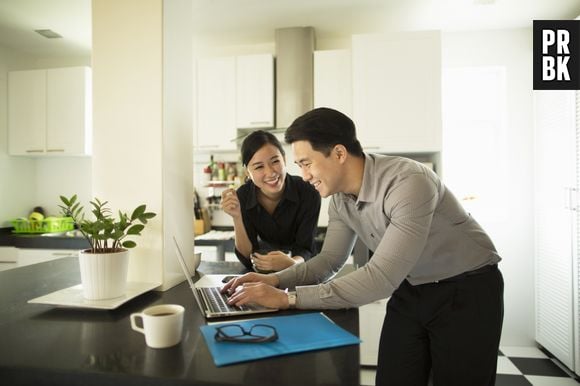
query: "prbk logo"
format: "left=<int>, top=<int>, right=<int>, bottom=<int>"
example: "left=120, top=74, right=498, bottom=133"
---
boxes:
left=533, top=20, right=580, bottom=90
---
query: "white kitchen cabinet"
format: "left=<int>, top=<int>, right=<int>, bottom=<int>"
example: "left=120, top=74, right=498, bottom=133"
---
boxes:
left=359, top=298, right=388, bottom=366
left=8, top=67, right=92, bottom=156
left=236, top=54, right=274, bottom=128
left=195, top=57, right=237, bottom=151
left=195, top=54, right=274, bottom=151
left=0, top=248, right=78, bottom=273
left=46, top=68, right=92, bottom=155
left=314, top=49, right=352, bottom=117
left=18, top=248, right=78, bottom=261
left=352, top=32, right=441, bottom=153
left=352, top=238, right=388, bottom=367
left=8, top=70, right=45, bottom=154
left=534, top=89, right=580, bottom=376
left=313, top=49, right=353, bottom=227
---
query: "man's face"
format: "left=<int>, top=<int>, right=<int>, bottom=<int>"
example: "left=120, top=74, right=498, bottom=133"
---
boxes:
left=292, top=140, right=341, bottom=198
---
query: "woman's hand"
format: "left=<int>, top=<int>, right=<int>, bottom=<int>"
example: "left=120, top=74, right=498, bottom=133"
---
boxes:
left=252, top=251, right=296, bottom=272
left=221, top=188, right=241, bottom=219
left=226, top=282, right=290, bottom=310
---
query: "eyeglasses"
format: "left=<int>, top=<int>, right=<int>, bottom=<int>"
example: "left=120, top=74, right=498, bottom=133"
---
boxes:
left=214, top=323, right=278, bottom=343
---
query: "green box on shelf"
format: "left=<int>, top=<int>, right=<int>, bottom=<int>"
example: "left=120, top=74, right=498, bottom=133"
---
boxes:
left=11, top=217, right=74, bottom=234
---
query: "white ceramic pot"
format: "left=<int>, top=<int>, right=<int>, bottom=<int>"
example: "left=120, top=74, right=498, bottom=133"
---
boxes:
left=78, top=249, right=130, bottom=300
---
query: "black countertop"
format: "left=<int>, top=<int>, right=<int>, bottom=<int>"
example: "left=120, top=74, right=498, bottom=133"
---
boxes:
left=0, top=226, right=327, bottom=252
left=0, top=228, right=90, bottom=250
left=0, top=257, right=360, bottom=386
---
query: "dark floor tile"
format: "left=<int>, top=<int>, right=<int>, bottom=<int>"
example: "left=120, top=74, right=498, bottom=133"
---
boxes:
left=494, top=374, right=533, bottom=386
left=509, top=357, right=569, bottom=377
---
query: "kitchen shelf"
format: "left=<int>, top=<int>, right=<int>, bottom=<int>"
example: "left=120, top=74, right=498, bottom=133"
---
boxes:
left=204, top=181, right=236, bottom=188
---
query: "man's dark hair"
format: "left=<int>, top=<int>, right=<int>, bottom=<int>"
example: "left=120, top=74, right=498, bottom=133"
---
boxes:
left=284, top=107, right=364, bottom=157
left=240, top=129, right=285, bottom=167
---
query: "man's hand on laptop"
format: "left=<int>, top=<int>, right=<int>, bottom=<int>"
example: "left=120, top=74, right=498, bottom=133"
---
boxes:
left=221, top=272, right=278, bottom=294
left=225, top=282, right=290, bottom=310
left=221, top=273, right=286, bottom=308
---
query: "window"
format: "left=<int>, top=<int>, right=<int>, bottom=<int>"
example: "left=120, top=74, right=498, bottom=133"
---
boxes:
left=442, top=66, right=508, bottom=222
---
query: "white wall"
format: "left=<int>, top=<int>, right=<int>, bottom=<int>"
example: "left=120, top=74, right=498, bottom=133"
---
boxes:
left=93, top=0, right=195, bottom=290
left=34, top=157, right=92, bottom=216
left=442, top=28, right=535, bottom=346
left=92, top=0, right=164, bottom=285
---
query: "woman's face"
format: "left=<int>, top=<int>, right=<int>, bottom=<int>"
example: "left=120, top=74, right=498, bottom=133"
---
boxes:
left=246, top=144, right=287, bottom=196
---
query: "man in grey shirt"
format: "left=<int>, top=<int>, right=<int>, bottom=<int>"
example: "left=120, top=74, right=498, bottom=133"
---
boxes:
left=223, top=107, right=504, bottom=386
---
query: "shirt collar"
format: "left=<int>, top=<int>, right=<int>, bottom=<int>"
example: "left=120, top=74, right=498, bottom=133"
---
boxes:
left=245, top=174, right=298, bottom=209
left=355, top=153, right=378, bottom=205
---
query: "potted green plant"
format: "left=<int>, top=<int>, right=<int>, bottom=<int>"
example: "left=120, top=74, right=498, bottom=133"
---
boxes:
left=59, top=194, right=156, bottom=300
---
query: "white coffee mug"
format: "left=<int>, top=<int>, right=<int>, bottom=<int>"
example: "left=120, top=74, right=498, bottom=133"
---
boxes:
left=131, top=304, right=185, bottom=349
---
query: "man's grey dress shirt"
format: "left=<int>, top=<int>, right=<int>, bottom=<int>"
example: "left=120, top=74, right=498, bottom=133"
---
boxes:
left=275, top=154, right=501, bottom=309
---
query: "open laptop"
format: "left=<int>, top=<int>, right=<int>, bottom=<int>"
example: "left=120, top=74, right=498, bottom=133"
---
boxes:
left=173, top=236, right=277, bottom=319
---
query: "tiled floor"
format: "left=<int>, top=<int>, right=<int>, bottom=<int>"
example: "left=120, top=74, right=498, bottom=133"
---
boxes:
left=360, top=346, right=580, bottom=386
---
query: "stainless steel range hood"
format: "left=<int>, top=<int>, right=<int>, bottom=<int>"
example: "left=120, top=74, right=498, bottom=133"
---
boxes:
left=275, top=27, right=315, bottom=129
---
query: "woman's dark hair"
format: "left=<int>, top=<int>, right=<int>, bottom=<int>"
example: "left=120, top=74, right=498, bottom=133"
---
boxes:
left=240, top=130, right=285, bottom=167
left=284, top=107, right=364, bottom=157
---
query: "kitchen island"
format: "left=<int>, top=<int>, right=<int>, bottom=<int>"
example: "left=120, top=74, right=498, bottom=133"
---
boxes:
left=0, top=256, right=360, bottom=386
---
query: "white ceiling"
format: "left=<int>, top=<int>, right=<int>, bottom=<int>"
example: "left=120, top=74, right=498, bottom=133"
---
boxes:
left=0, top=0, right=579, bottom=58
left=0, top=0, right=91, bottom=57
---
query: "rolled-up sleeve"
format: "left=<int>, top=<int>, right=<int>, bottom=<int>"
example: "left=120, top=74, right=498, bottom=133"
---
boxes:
left=276, top=198, right=357, bottom=291
left=279, top=174, right=439, bottom=309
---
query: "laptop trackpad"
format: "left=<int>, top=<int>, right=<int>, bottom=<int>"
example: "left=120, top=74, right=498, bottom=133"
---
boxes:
left=195, top=274, right=238, bottom=288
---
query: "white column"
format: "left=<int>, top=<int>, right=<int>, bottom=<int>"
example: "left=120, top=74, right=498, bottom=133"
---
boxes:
left=92, top=0, right=193, bottom=290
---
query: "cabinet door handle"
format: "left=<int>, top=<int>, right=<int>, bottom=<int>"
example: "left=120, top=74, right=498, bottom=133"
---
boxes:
left=571, top=187, right=578, bottom=211
left=249, top=121, right=271, bottom=125
left=25, top=149, right=44, bottom=153
left=46, top=149, right=65, bottom=152
left=564, top=187, right=578, bottom=211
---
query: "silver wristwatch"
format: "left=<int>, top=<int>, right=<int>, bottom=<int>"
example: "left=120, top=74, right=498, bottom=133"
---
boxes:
left=287, top=291, right=297, bottom=309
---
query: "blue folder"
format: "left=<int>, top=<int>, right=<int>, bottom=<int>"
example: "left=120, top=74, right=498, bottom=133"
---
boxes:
left=200, top=312, right=361, bottom=367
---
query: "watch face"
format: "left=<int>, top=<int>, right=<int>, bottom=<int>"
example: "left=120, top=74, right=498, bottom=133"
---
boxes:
left=288, top=292, right=297, bottom=308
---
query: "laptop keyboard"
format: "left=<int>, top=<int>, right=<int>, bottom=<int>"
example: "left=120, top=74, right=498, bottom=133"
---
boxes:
left=200, top=287, right=249, bottom=313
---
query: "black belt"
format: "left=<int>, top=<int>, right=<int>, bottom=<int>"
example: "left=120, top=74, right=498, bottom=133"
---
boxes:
left=436, top=264, right=498, bottom=283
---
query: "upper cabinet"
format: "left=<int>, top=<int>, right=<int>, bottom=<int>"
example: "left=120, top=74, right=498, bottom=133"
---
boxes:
left=314, top=49, right=352, bottom=118
left=236, top=54, right=274, bottom=129
left=352, top=32, right=442, bottom=153
left=8, top=67, right=92, bottom=156
left=196, top=57, right=237, bottom=151
left=195, top=54, right=274, bottom=151
left=313, top=49, right=352, bottom=227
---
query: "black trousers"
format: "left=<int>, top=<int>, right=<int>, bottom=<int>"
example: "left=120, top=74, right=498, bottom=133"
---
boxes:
left=376, top=265, right=504, bottom=386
